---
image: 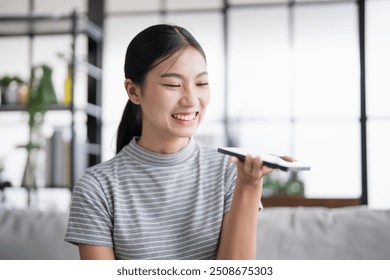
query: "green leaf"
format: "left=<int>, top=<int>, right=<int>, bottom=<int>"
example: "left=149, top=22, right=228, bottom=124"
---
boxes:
left=26, top=64, right=57, bottom=129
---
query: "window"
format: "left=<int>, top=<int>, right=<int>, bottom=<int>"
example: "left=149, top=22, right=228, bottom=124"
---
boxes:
left=366, top=0, right=390, bottom=208
left=101, top=0, right=389, bottom=208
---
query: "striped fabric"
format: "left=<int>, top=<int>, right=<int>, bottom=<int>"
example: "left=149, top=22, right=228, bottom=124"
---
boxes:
left=65, top=137, right=236, bottom=259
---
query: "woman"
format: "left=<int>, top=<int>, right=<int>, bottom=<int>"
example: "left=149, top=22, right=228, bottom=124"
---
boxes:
left=65, top=24, right=273, bottom=260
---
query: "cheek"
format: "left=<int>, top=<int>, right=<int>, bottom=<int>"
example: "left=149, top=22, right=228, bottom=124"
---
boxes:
left=146, top=95, right=178, bottom=120
left=141, top=87, right=171, bottom=110
left=201, top=92, right=210, bottom=108
left=144, top=99, right=170, bottom=116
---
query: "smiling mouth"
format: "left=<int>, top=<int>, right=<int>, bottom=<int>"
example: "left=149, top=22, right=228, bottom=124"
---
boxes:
left=171, top=112, right=198, bottom=121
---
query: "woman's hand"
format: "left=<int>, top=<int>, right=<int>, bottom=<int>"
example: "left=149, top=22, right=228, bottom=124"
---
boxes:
left=230, top=154, right=296, bottom=188
left=230, top=155, right=273, bottom=187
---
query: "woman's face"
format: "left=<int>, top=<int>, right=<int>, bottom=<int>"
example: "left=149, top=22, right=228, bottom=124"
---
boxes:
left=138, top=46, right=210, bottom=142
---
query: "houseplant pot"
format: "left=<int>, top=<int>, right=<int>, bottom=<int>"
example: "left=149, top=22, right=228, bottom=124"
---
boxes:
left=0, top=75, right=24, bottom=105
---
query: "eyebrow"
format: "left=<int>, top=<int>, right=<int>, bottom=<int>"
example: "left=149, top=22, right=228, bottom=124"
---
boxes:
left=159, top=71, right=208, bottom=79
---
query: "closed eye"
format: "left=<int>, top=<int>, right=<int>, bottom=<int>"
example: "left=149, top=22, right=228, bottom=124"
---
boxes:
left=196, top=82, right=209, bottom=86
left=161, top=83, right=180, bottom=88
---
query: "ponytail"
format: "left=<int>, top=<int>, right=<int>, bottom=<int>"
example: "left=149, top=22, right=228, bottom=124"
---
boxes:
left=116, top=100, right=142, bottom=153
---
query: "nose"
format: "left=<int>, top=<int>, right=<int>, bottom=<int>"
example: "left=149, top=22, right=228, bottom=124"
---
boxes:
left=179, top=85, right=198, bottom=107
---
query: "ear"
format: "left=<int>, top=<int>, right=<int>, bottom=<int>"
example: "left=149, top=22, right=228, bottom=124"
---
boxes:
left=124, top=78, right=141, bottom=105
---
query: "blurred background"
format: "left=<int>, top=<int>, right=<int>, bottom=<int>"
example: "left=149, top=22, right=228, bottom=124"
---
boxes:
left=0, top=0, right=389, bottom=210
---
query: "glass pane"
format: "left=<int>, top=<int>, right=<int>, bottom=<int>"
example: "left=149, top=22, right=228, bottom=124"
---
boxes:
left=236, top=121, right=292, bottom=157
left=368, top=120, right=390, bottom=209
left=166, top=12, right=224, bottom=123
left=0, top=0, right=29, bottom=13
left=102, top=15, right=160, bottom=161
left=295, top=121, right=361, bottom=198
left=167, top=0, right=222, bottom=10
left=294, top=3, right=360, bottom=119
left=296, top=0, right=354, bottom=3
left=366, top=0, right=390, bottom=117
left=228, top=7, right=291, bottom=119
left=106, top=0, right=160, bottom=13
left=229, top=0, right=288, bottom=4
left=366, top=0, right=390, bottom=209
left=34, top=0, right=87, bottom=13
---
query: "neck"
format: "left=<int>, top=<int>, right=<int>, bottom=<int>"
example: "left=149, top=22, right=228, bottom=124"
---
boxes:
left=136, top=135, right=190, bottom=154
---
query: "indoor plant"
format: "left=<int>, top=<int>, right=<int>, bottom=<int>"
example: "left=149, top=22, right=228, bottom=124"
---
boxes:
left=21, top=64, right=57, bottom=206
left=0, top=75, right=24, bottom=105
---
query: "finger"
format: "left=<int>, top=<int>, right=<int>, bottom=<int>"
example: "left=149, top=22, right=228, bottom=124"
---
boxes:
left=280, top=155, right=296, bottom=162
left=244, top=155, right=254, bottom=175
left=262, top=165, right=273, bottom=176
left=251, top=156, right=264, bottom=179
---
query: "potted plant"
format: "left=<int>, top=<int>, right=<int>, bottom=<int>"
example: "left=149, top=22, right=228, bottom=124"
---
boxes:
left=21, top=64, right=57, bottom=206
left=263, top=172, right=305, bottom=197
left=0, top=75, right=25, bottom=105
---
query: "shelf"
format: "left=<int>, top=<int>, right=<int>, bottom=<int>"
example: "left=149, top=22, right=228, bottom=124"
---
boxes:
left=0, top=11, right=103, bottom=190
left=78, top=142, right=101, bottom=156
left=0, top=103, right=101, bottom=119
left=83, top=103, right=102, bottom=119
left=76, top=59, right=103, bottom=80
left=0, top=13, right=103, bottom=42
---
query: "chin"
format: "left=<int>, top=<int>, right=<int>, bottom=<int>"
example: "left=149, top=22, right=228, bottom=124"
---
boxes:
left=173, top=128, right=198, bottom=139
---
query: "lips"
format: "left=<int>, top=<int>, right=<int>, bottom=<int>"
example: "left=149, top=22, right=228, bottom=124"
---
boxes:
left=171, top=112, right=198, bottom=121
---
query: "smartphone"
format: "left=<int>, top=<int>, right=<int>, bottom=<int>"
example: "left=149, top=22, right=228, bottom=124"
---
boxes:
left=217, top=147, right=311, bottom=172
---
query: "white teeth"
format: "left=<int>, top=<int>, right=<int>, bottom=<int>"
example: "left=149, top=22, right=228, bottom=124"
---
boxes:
left=173, top=113, right=196, bottom=121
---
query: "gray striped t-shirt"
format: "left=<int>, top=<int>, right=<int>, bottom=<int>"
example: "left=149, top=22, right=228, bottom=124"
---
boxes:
left=65, top=137, right=237, bottom=259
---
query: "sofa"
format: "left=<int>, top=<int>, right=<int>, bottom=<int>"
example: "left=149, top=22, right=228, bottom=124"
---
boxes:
left=0, top=209, right=78, bottom=260
left=1, top=205, right=389, bottom=260
left=256, top=206, right=390, bottom=259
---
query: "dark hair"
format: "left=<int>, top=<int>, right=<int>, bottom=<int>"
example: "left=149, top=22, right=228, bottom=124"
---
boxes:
left=116, top=24, right=206, bottom=153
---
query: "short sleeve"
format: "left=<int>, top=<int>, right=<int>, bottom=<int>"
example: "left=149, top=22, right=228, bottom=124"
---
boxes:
left=65, top=171, right=114, bottom=247
left=223, top=162, right=237, bottom=214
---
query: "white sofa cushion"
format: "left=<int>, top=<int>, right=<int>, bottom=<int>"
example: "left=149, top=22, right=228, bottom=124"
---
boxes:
left=257, top=206, right=390, bottom=259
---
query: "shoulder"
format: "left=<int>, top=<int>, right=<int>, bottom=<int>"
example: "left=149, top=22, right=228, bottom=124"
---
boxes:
left=196, top=140, right=222, bottom=157
left=85, top=157, right=117, bottom=175
left=77, top=148, right=133, bottom=191
left=194, top=140, right=237, bottom=193
left=195, top=140, right=233, bottom=169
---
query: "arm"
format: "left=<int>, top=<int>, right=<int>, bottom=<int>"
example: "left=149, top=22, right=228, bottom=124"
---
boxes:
left=65, top=172, right=115, bottom=259
left=79, top=244, right=115, bottom=260
left=216, top=155, right=272, bottom=260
